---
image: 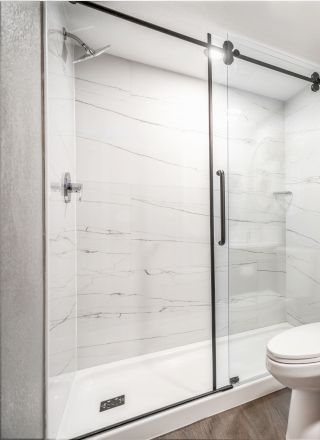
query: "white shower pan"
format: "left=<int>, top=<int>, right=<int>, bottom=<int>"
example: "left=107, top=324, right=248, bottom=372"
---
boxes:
left=49, top=322, right=291, bottom=440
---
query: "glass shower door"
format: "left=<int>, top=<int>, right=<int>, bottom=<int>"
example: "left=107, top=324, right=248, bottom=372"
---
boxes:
left=46, top=3, right=219, bottom=438
left=74, top=12, right=213, bottom=436
left=211, top=45, right=230, bottom=389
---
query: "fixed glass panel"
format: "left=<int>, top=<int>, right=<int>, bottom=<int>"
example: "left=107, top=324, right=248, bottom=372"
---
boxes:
left=46, top=3, right=216, bottom=439
left=227, top=37, right=320, bottom=384
left=210, top=37, right=230, bottom=389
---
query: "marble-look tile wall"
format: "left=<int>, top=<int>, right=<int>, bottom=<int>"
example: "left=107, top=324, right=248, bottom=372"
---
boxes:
left=228, top=88, right=286, bottom=334
left=75, top=54, right=213, bottom=369
left=47, top=2, right=77, bottom=378
left=46, top=17, right=319, bottom=375
left=74, top=51, right=288, bottom=369
left=285, top=86, right=320, bottom=326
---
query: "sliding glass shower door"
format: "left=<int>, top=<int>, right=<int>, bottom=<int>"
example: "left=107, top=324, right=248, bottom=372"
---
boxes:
left=75, top=16, right=214, bottom=433
left=46, top=3, right=227, bottom=439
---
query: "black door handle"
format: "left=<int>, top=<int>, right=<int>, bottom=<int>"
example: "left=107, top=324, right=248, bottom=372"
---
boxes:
left=216, top=170, right=226, bottom=246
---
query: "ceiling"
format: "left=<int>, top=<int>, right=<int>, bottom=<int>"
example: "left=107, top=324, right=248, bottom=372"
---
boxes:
left=65, top=1, right=320, bottom=101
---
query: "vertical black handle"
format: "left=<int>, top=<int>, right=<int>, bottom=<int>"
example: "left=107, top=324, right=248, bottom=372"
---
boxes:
left=216, top=170, right=226, bottom=246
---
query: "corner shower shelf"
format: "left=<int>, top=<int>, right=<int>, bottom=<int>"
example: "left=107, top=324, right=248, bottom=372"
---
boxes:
left=273, top=191, right=293, bottom=196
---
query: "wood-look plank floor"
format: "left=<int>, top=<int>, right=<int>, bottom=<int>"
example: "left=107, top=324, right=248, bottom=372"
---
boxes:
left=154, top=389, right=291, bottom=440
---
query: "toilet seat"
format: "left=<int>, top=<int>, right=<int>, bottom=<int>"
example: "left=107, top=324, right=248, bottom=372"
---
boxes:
left=267, top=322, right=320, bottom=364
left=267, top=352, right=320, bottom=364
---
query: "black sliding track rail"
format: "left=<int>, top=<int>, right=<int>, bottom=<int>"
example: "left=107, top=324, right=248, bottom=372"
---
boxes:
left=234, top=51, right=313, bottom=83
left=233, top=50, right=320, bottom=91
left=71, top=1, right=320, bottom=91
left=70, top=1, right=208, bottom=47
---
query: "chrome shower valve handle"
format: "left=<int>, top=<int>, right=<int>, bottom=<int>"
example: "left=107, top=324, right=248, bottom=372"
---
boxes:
left=63, top=172, right=82, bottom=203
left=51, top=172, right=83, bottom=203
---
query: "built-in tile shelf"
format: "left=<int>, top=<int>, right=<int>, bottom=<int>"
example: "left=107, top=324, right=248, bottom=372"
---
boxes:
left=273, top=191, right=293, bottom=196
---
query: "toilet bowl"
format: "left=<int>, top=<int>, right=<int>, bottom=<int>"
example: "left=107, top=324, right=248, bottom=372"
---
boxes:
left=266, top=323, right=320, bottom=440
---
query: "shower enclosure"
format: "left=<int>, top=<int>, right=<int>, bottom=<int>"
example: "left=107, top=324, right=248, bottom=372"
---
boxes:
left=45, top=2, right=320, bottom=439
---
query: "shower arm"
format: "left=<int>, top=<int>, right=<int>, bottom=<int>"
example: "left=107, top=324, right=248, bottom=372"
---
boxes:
left=63, top=27, right=95, bottom=55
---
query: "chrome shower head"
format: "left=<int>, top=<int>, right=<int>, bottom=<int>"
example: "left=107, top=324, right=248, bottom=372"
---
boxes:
left=63, top=27, right=110, bottom=63
left=73, top=45, right=111, bottom=64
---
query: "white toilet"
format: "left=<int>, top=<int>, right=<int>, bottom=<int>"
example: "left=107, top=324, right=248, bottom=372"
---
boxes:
left=266, top=323, right=320, bottom=440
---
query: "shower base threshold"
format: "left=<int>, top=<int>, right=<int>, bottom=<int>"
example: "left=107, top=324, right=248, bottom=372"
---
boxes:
left=50, top=322, right=291, bottom=440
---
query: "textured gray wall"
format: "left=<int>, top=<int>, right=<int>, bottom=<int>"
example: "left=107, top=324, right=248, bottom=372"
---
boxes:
left=0, top=2, right=45, bottom=439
